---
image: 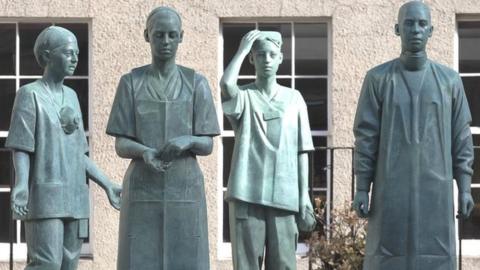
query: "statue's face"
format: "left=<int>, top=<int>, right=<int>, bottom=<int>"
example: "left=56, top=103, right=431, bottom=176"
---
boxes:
left=395, top=3, right=433, bottom=53
left=47, top=35, right=79, bottom=77
left=250, top=41, right=283, bottom=78
left=147, top=13, right=183, bottom=61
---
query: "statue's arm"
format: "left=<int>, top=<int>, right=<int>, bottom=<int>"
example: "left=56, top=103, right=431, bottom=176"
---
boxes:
left=352, top=72, right=381, bottom=217
left=298, top=152, right=311, bottom=209
left=220, top=30, right=261, bottom=100
left=452, top=76, right=475, bottom=218
left=84, top=155, right=121, bottom=210
left=11, top=150, right=30, bottom=217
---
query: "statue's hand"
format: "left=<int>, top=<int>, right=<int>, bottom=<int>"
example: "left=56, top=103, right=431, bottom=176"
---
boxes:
left=143, top=148, right=170, bottom=172
left=458, top=192, right=475, bottom=219
left=106, top=183, right=122, bottom=210
left=297, top=195, right=316, bottom=232
left=161, top=136, right=193, bottom=162
left=238, top=30, right=261, bottom=55
left=352, top=190, right=369, bottom=218
left=11, top=184, right=28, bottom=217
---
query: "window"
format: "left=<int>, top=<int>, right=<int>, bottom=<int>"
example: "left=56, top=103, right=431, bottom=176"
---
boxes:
left=457, top=19, right=480, bottom=256
left=0, top=21, right=90, bottom=260
left=218, top=19, right=330, bottom=258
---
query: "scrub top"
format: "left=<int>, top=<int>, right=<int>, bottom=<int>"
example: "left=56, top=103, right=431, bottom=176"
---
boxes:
left=223, top=83, right=314, bottom=212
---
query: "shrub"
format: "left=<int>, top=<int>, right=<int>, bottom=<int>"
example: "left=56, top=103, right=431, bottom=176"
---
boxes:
left=307, top=198, right=367, bottom=270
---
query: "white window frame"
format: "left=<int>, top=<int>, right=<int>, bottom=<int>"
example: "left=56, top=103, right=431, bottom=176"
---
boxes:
left=0, top=18, right=92, bottom=262
left=216, top=18, right=332, bottom=260
left=455, top=16, right=480, bottom=258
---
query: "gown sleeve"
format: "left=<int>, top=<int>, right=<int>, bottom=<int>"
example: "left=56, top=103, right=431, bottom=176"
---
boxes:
left=451, top=75, right=474, bottom=193
left=5, top=86, right=36, bottom=153
left=353, top=71, right=381, bottom=192
left=193, top=74, right=220, bottom=136
left=106, top=74, right=137, bottom=139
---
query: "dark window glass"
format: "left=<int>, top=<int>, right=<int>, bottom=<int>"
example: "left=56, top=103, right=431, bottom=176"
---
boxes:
left=277, top=78, right=292, bottom=88
left=458, top=21, right=480, bottom=73
left=295, top=23, right=328, bottom=75
left=311, top=137, right=327, bottom=188
left=21, top=221, right=26, bottom=243
left=20, top=79, right=36, bottom=87
left=0, top=24, right=16, bottom=75
left=222, top=137, right=235, bottom=187
left=56, top=23, right=88, bottom=76
left=0, top=192, right=15, bottom=242
left=258, top=23, right=292, bottom=75
left=0, top=150, right=12, bottom=186
left=223, top=23, right=256, bottom=76
left=64, top=79, right=89, bottom=131
left=0, top=80, right=17, bottom=131
left=461, top=76, right=480, bottom=127
left=461, top=188, right=480, bottom=239
left=19, top=23, right=52, bottom=75
left=223, top=196, right=230, bottom=242
left=295, top=78, right=328, bottom=130
left=472, top=136, right=480, bottom=184
left=0, top=138, right=5, bottom=148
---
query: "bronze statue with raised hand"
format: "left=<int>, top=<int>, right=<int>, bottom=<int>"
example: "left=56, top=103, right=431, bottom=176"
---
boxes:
left=6, top=26, right=121, bottom=270
left=221, top=30, right=316, bottom=270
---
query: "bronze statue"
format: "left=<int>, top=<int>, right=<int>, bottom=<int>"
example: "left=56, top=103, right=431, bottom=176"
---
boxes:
left=221, top=30, right=316, bottom=270
left=106, top=7, right=220, bottom=270
left=7, top=26, right=121, bottom=270
left=352, top=2, right=475, bottom=270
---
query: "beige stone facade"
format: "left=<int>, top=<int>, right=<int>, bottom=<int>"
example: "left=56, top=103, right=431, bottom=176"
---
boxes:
left=0, top=0, right=479, bottom=269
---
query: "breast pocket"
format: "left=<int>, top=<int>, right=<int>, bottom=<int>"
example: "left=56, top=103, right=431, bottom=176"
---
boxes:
left=264, top=109, right=283, bottom=148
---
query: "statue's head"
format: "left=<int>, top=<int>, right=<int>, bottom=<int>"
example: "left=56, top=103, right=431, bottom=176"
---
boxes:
left=249, top=31, right=283, bottom=78
left=144, top=7, right=183, bottom=61
left=34, top=26, right=79, bottom=76
left=395, top=1, right=433, bottom=53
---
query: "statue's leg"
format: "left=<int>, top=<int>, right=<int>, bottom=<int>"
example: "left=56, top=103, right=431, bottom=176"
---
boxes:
left=25, top=218, right=63, bottom=270
left=229, top=200, right=266, bottom=270
left=264, top=207, right=297, bottom=270
left=60, top=219, right=83, bottom=270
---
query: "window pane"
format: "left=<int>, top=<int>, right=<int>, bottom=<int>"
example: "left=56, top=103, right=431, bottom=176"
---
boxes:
left=223, top=196, right=230, bottom=242
left=258, top=23, right=292, bottom=75
left=64, top=79, right=89, bottom=131
left=0, top=192, right=15, bottom=243
left=458, top=21, right=480, bottom=74
left=277, top=78, right=292, bottom=88
left=19, top=23, right=52, bottom=75
left=0, top=150, right=12, bottom=187
left=56, top=23, right=88, bottom=76
left=295, top=78, right=328, bottom=130
left=222, top=137, right=235, bottom=187
left=461, top=76, right=480, bottom=127
left=295, top=23, right=328, bottom=75
left=223, top=23, right=256, bottom=76
left=311, top=137, right=327, bottom=188
left=0, top=24, right=16, bottom=75
left=0, top=80, right=17, bottom=131
left=223, top=78, right=254, bottom=131
left=461, top=188, right=480, bottom=239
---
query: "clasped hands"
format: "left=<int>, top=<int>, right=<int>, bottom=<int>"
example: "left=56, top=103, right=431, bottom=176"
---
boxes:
left=143, top=135, right=193, bottom=173
left=352, top=190, right=475, bottom=219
